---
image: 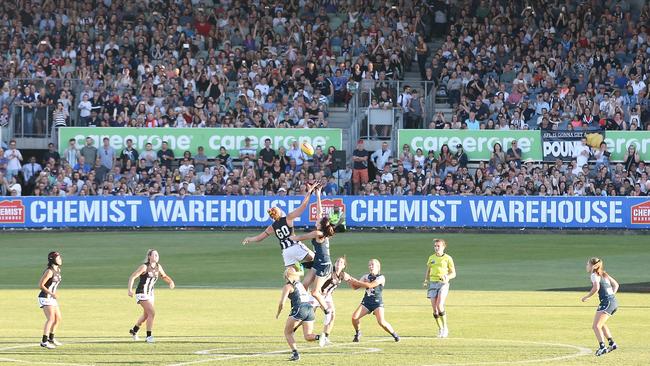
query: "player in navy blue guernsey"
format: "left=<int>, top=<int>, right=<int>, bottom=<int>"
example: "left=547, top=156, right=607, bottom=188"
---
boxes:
left=581, top=257, right=620, bottom=356
left=347, top=259, right=400, bottom=343
left=290, top=185, right=336, bottom=322
left=127, top=249, right=175, bottom=343
left=38, top=251, right=63, bottom=349
left=242, top=184, right=316, bottom=269
left=277, top=266, right=321, bottom=361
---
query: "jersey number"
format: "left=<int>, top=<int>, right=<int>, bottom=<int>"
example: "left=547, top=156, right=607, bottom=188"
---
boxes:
left=275, top=226, right=291, bottom=239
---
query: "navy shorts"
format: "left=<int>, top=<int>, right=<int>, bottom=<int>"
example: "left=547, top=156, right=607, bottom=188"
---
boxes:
left=597, top=297, right=618, bottom=316
left=290, top=303, right=315, bottom=322
left=314, top=262, right=333, bottom=278
left=361, top=300, right=383, bottom=313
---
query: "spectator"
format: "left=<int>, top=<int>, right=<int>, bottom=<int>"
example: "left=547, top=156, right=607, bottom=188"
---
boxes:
left=259, top=139, right=276, bottom=172
left=455, top=144, right=468, bottom=168
left=287, top=140, right=306, bottom=169
left=22, top=156, right=41, bottom=184
left=399, top=144, right=415, bottom=171
left=80, top=137, right=98, bottom=171
left=43, top=143, right=60, bottom=165
left=573, top=137, right=591, bottom=171
left=506, top=140, right=523, bottom=168
left=157, top=141, right=175, bottom=169
left=371, top=142, right=392, bottom=171
left=239, top=137, right=257, bottom=160
left=141, top=143, right=157, bottom=170
left=4, top=140, right=23, bottom=179
left=194, top=146, right=209, bottom=173
left=98, top=137, right=116, bottom=170
left=352, top=140, right=369, bottom=195
left=78, top=94, right=92, bottom=126
left=623, top=145, right=641, bottom=172
left=120, top=139, right=139, bottom=171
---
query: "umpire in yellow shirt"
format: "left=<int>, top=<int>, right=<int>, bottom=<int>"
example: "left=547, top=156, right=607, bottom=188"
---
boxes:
left=423, top=238, right=456, bottom=338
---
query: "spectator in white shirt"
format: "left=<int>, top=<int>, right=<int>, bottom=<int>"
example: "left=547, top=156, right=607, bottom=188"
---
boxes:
left=22, top=156, right=42, bottom=182
left=287, top=140, right=306, bottom=168
left=4, top=140, right=23, bottom=179
left=370, top=142, right=392, bottom=171
left=380, top=164, right=393, bottom=184
left=573, top=137, right=591, bottom=170
left=78, top=94, right=93, bottom=125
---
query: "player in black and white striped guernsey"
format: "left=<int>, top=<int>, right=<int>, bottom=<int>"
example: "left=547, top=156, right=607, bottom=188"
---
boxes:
left=38, top=251, right=63, bottom=349
left=127, top=249, right=175, bottom=343
left=242, top=184, right=316, bottom=269
left=308, top=257, right=350, bottom=347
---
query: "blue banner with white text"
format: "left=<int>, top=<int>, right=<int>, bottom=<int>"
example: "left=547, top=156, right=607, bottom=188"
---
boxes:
left=1, top=196, right=650, bottom=229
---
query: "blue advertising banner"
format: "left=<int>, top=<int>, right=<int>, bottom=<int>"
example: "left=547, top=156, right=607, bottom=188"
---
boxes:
left=1, top=196, right=650, bottom=229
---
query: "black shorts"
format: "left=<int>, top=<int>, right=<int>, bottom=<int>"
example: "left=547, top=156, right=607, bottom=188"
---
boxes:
left=361, top=300, right=383, bottom=313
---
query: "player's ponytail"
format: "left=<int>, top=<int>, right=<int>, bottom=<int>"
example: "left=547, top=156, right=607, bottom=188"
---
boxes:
left=589, top=257, right=604, bottom=276
left=320, top=216, right=335, bottom=238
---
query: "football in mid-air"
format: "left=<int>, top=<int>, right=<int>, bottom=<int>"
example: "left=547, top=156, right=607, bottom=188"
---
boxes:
left=301, top=141, right=314, bottom=156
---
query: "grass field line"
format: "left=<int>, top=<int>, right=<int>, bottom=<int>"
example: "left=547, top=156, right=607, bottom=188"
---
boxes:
left=168, top=338, right=393, bottom=366
left=417, top=337, right=592, bottom=366
left=0, top=357, right=91, bottom=366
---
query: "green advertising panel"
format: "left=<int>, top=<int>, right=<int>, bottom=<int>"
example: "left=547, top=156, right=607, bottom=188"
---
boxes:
left=59, top=127, right=342, bottom=157
left=604, top=132, right=650, bottom=162
left=398, top=130, right=543, bottom=161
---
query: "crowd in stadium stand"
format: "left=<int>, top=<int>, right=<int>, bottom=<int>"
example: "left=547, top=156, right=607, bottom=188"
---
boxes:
left=0, top=0, right=649, bottom=197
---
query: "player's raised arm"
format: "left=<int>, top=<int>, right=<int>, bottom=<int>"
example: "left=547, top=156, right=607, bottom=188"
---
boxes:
left=242, top=225, right=274, bottom=245
left=286, top=183, right=316, bottom=221
left=289, top=231, right=322, bottom=242
left=347, top=275, right=385, bottom=289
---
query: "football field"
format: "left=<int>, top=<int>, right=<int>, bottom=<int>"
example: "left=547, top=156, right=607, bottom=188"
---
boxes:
left=0, top=231, right=649, bottom=366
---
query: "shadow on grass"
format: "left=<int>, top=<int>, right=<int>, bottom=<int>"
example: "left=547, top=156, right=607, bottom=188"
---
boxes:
left=542, top=282, right=650, bottom=293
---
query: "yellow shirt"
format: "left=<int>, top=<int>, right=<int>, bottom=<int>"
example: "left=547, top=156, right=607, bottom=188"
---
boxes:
left=427, top=253, right=455, bottom=282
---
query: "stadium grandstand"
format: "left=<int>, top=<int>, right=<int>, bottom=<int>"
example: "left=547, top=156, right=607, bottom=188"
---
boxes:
left=0, top=0, right=649, bottom=199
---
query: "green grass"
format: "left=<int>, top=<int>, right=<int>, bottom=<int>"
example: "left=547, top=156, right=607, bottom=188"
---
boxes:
left=0, top=232, right=649, bottom=365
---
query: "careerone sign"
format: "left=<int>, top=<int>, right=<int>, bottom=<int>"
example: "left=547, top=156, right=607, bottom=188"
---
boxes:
left=604, top=132, right=650, bottom=162
left=398, top=130, right=542, bottom=161
left=58, top=128, right=343, bottom=157
left=2, top=196, right=648, bottom=229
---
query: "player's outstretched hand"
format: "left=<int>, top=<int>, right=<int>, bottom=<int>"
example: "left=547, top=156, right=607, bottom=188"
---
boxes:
left=242, top=237, right=251, bottom=245
left=169, top=281, right=175, bottom=290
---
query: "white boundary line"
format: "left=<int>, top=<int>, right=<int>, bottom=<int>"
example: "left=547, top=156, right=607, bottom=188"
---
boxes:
left=417, top=337, right=592, bottom=366
left=0, top=336, right=591, bottom=366
left=0, top=357, right=91, bottom=366
left=168, top=338, right=392, bottom=366
left=194, top=345, right=383, bottom=357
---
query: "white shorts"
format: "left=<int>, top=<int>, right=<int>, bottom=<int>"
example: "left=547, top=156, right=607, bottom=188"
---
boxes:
left=38, top=297, right=58, bottom=308
left=136, top=293, right=154, bottom=304
left=308, top=294, right=334, bottom=310
left=282, top=243, right=310, bottom=267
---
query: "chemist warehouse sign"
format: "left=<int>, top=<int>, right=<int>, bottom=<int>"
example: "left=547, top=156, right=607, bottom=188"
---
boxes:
left=1, top=197, right=649, bottom=229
